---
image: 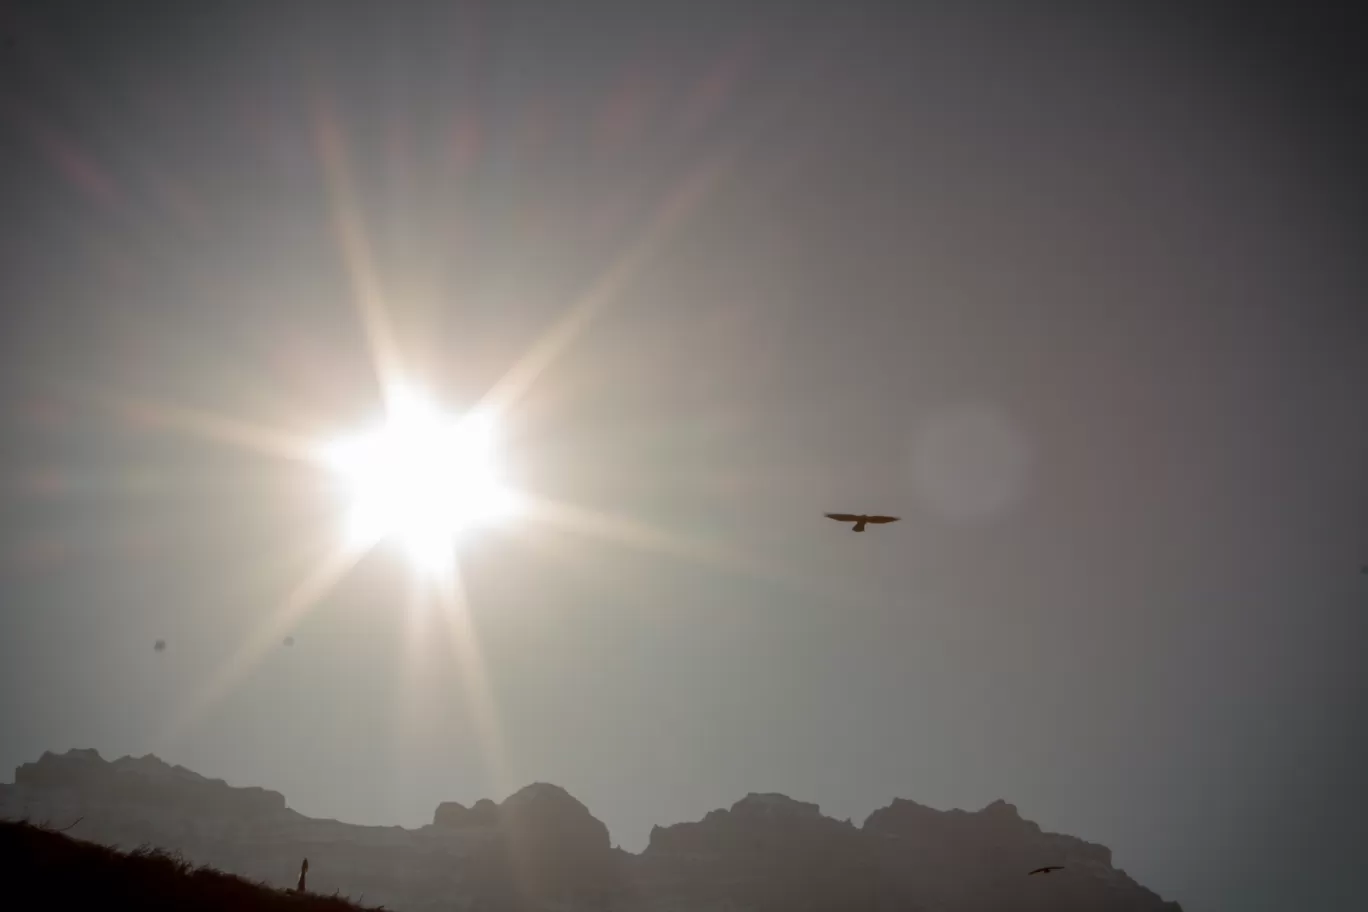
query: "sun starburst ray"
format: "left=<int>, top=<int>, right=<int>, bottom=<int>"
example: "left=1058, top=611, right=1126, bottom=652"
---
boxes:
left=97, top=392, right=322, bottom=464
left=522, top=496, right=814, bottom=596
left=157, top=538, right=373, bottom=748
left=478, top=151, right=735, bottom=419
left=432, top=560, right=512, bottom=799
left=313, top=106, right=409, bottom=411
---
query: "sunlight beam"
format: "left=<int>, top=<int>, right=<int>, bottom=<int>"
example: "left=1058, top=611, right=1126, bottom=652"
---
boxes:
left=478, top=151, right=736, bottom=418
left=156, top=537, right=373, bottom=748
left=523, top=496, right=814, bottom=596
left=431, top=561, right=514, bottom=800
left=97, top=391, right=322, bottom=464
left=314, top=107, right=408, bottom=410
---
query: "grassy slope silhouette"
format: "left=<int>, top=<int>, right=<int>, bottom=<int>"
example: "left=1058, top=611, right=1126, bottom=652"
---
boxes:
left=0, top=819, right=376, bottom=911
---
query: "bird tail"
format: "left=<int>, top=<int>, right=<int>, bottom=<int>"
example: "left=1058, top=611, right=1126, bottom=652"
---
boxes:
left=853, top=521, right=866, bottom=532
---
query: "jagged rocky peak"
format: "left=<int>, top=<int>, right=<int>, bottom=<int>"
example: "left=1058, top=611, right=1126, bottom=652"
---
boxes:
left=500, top=783, right=610, bottom=850
left=431, top=782, right=610, bottom=851
left=432, top=796, right=499, bottom=827
left=432, top=800, right=469, bottom=826
left=980, top=798, right=1022, bottom=818
left=12, top=747, right=285, bottom=817
left=108, top=753, right=205, bottom=782
left=470, top=782, right=620, bottom=902
left=863, top=795, right=1112, bottom=870
left=18, top=749, right=209, bottom=788
left=15, top=748, right=109, bottom=787
left=502, top=781, right=583, bottom=812
left=645, top=791, right=855, bottom=857
left=864, top=796, right=1035, bottom=832
left=730, top=791, right=823, bottom=819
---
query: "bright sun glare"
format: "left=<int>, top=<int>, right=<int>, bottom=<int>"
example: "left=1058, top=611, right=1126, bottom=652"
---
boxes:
left=319, top=387, right=522, bottom=572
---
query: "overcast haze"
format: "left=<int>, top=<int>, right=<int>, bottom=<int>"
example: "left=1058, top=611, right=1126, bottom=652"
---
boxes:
left=2, top=3, right=1366, bottom=911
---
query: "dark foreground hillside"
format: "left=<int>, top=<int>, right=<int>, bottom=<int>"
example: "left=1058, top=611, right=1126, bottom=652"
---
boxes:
left=0, top=820, right=373, bottom=912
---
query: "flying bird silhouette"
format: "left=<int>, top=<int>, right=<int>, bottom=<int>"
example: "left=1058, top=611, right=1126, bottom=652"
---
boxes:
left=283, top=636, right=295, bottom=647
left=1027, top=866, right=1064, bottom=876
left=824, top=513, right=900, bottom=532
left=153, top=639, right=166, bottom=653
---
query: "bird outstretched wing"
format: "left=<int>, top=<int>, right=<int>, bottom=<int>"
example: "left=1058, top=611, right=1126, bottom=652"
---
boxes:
left=865, top=515, right=900, bottom=524
left=825, top=513, right=861, bottom=522
left=1027, top=866, right=1063, bottom=876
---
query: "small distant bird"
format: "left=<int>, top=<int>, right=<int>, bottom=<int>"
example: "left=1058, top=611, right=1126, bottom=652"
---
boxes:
left=153, top=639, right=166, bottom=652
left=1028, top=865, right=1064, bottom=876
left=297, top=857, right=308, bottom=892
left=824, top=513, right=900, bottom=532
left=283, top=636, right=295, bottom=647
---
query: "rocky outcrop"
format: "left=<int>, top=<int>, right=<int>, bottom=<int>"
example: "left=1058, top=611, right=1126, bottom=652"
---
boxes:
left=433, top=798, right=499, bottom=828
left=13, top=749, right=286, bottom=818
left=1, top=748, right=1182, bottom=912
left=453, top=783, right=620, bottom=907
left=859, top=797, right=1173, bottom=912
left=638, top=793, right=906, bottom=912
left=633, top=793, right=1180, bottom=912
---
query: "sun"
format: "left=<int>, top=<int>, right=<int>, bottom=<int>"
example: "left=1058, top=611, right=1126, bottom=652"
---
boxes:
left=318, top=386, right=523, bottom=572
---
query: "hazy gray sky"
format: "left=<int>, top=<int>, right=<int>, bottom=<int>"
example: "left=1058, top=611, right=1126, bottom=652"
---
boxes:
left=2, top=3, right=1365, bottom=911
